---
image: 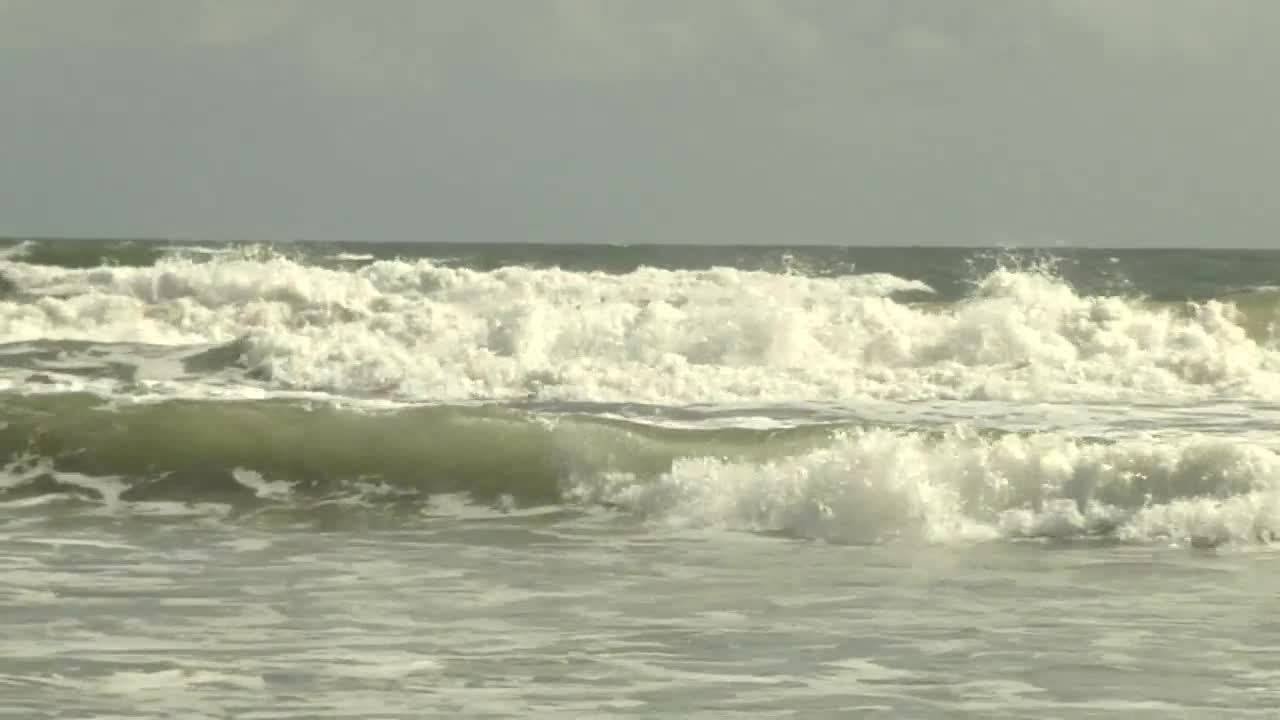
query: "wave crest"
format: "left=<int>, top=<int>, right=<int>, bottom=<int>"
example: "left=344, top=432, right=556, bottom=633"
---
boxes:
left=3, top=254, right=1280, bottom=404
left=570, top=428, right=1280, bottom=547
left=3, top=396, right=1279, bottom=547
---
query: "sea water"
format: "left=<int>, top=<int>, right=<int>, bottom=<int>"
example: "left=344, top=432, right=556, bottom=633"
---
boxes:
left=2, top=239, right=1280, bottom=717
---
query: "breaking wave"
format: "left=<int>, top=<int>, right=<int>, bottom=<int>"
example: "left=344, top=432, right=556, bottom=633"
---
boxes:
left=574, top=427, right=1280, bottom=548
left=3, top=395, right=1280, bottom=547
left=3, top=251, right=1280, bottom=405
left=6, top=245, right=1280, bottom=547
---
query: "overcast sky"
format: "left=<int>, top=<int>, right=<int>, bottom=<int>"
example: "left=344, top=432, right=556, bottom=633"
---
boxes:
left=0, top=0, right=1276, bottom=246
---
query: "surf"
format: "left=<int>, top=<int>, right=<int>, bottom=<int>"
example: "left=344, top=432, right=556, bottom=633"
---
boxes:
left=4, top=249, right=1280, bottom=405
left=2, top=394, right=1279, bottom=547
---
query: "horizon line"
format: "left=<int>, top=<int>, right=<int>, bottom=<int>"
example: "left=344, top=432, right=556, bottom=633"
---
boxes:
left=1, top=236, right=1275, bottom=252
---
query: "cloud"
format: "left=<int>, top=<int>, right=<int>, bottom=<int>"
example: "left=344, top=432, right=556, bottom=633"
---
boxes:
left=1052, top=0, right=1271, bottom=60
left=195, top=0, right=298, bottom=47
left=536, top=0, right=823, bottom=75
left=5, top=1, right=1271, bottom=94
left=1, top=1, right=1277, bottom=245
left=0, top=0, right=195, bottom=49
left=0, top=2, right=889, bottom=91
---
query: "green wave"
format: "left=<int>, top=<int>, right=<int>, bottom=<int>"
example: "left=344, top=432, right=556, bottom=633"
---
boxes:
left=0, top=393, right=852, bottom=506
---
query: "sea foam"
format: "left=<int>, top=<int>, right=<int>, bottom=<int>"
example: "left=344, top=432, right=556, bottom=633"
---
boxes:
left=3, top=253, right=1280, bottom=404
left=569, top=428, right=1280, bottom=547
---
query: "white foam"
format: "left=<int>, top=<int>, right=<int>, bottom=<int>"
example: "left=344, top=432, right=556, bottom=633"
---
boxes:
left=4, top=254, right=1280, bottom=405
left=566, top=429, right=1280, bottom=547
left=100, top=669, right=265, bottom=694
left=0, top=458, right=128, bottom=506
left=230, top=468, right=294, bottom=500
left=0, top=241, right=33, bottom=260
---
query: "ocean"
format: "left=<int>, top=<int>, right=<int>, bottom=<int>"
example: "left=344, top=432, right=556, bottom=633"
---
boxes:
left=2, top=238, right=1280, bottom=718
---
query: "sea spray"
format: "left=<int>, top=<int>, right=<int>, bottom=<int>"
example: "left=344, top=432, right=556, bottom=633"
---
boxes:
left=4, top=251, right=1280, bottom=404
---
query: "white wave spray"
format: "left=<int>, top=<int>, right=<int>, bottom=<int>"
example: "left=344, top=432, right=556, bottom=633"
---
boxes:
left=3, top=252, right=1280, bottom=404
left=568, top=429, right=1280, bottom=547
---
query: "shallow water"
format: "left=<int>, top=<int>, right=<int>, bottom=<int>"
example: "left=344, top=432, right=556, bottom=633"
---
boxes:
left=5, top=511, right=1280, bottom=718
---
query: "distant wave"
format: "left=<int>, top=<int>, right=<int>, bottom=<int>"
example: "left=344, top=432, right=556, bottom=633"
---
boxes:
left=3, top=251, right=1280, bottom=404
left=0, top=240, right=34, bottom=260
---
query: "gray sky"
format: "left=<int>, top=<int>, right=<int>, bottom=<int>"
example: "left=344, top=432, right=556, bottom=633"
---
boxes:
left=0, top=0, right=1276, bottom=246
